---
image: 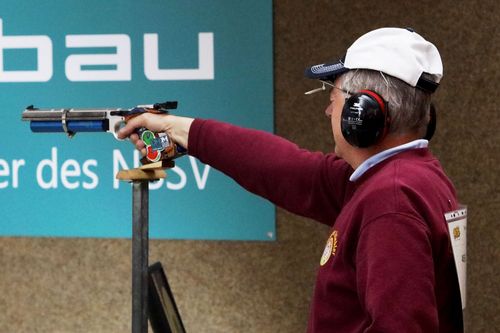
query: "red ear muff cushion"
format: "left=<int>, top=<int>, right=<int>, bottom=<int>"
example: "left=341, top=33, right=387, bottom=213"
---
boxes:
left=359, top=90, right=387, bottom=115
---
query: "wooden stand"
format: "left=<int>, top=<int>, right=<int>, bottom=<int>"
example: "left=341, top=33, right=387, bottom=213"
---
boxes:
left=116, top=161, right=171, bottom=181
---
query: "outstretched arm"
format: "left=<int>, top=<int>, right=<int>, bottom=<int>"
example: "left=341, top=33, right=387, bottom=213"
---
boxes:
left=118, top=114, right=352, bottom=224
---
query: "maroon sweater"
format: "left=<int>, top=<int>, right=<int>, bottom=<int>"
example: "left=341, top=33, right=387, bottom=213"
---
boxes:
left=188, top=119, right=463, bottom=333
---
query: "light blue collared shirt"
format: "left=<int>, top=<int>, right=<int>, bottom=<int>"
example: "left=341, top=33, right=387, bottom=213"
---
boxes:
left=349, top=139, right=429, bottom=182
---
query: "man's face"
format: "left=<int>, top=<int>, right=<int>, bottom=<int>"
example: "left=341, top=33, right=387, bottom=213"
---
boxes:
left=325, top=78, right=349, bottom=158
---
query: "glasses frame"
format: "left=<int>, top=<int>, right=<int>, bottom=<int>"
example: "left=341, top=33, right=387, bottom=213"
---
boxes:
left=304, top=80, right=351, bottom=96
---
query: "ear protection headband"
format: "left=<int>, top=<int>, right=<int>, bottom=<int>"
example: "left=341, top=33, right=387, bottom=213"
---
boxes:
left=341, top=90, right=390, bottom=148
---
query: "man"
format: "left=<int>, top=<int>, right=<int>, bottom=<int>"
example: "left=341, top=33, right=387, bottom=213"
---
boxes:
left=118, top=27, right=463, bottom=332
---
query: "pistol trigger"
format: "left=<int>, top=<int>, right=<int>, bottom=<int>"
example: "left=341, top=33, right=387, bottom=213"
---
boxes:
left=110, top=119, right=127, bottom=141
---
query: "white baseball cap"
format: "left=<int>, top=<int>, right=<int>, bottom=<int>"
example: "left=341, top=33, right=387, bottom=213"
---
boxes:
left=305, top=27, right=443, bottom=93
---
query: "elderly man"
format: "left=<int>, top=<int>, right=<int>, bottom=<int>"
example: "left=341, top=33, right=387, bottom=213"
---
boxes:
left=118, top=27, right=463, bottom=332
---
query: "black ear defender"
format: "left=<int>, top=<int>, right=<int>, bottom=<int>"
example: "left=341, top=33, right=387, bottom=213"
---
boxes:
left=341, top=90, right=390, bottom=148
left=423, top=103, right=437, bottom=141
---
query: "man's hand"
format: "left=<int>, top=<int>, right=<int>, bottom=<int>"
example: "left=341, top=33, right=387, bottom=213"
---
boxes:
left=117, top=113, right=194, bottom=156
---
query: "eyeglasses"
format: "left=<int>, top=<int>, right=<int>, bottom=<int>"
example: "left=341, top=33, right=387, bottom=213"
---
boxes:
left=304, top=80, right=350, bottom=96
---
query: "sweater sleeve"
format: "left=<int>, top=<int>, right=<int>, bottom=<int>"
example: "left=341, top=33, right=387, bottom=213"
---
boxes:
left=356, top=214, right=439, bottom=333
left=188, top=119, right=352, bottom=224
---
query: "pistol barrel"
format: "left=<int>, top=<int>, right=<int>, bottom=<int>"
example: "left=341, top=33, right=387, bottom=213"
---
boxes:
left=21, top=107, right=124, bottom=135
left=22, top=109, right=108, bottom=121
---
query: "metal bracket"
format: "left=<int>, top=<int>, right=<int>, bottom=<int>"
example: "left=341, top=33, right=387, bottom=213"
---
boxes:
left=61, top=109, right=75, bottom=138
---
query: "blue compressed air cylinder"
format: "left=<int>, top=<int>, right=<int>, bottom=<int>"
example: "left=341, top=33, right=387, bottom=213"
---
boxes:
left=30, top=121, right=108, bottom=133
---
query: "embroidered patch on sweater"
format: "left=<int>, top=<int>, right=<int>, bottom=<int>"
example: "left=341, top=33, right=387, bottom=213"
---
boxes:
left=320, top=230, right=338, bottom=266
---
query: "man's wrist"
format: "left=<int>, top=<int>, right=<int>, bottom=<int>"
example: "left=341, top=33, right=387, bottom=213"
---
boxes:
left=169, top=116, right=194, bottom=149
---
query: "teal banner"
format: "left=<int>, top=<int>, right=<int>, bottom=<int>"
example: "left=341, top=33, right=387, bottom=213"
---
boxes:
left=0, top=1, right=274, bottom=240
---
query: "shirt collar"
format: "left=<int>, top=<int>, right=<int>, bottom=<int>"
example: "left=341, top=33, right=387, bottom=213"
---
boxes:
left=349, top=139, right=429, bottom=182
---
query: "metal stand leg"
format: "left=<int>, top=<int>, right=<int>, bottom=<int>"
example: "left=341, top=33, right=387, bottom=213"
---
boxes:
left=117, top=166, right=167, bottom=333
left=132, top=181, right=149, bottom=333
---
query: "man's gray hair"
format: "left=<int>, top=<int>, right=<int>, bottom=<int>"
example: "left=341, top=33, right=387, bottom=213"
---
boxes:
left=339, top=69, right=436, bottom=138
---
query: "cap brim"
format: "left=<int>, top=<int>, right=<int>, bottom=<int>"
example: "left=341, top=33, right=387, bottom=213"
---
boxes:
left=304, top=59, right=349, bottom=82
